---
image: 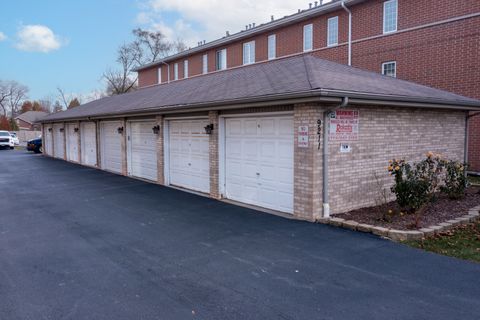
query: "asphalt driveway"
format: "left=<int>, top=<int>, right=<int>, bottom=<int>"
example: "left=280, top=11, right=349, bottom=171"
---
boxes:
left=1, top=150, right=479, bottom=320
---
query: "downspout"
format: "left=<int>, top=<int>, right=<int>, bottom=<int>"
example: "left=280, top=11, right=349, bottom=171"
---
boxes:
left=341, top=1, right=352, bottom=66
left=464, top=111, right=469, bottom=165
left=323, top=97, right=349, bottom=217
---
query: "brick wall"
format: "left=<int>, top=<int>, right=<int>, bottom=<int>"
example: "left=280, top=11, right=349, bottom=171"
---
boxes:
left=293, top=104, right=323, bottom=220
left=327, top=106, right=467, bottom=214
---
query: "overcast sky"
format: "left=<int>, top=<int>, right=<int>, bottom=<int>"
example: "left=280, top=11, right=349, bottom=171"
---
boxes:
left=0, top=0, right=329, bottom=102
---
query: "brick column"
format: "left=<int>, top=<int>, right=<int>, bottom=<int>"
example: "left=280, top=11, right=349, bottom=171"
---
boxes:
left=51, top=125, right=55, bottom=158
left=41, top=124, right=45, bottom=155
left=293, top=104, right=324, bottom=221
left=121, top=118, right=128, bottom=176
left=155, top=115, right=165, bottom=185
left=62, top=122, right=67, bottom=160
left=208, top=111, right=220, bottom=199
left=96, top=121, right=101, bottom=168
left=77, top=121, right=81, bottom=163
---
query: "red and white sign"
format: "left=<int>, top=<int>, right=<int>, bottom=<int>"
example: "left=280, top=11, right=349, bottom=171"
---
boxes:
left=329, top=110, right=359, bottom=141
left=298, top=126, right=309, bottom=148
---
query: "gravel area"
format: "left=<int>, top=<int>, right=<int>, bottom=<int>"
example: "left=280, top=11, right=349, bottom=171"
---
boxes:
left=337, top=187, right=480, bottom=230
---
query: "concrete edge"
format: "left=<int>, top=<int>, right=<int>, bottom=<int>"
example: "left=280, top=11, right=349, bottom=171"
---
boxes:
left=315, top=206, right=480, bottom=242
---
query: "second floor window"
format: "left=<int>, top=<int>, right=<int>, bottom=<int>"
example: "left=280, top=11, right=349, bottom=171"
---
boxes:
left=216, top=49, right=227, bottom=70
left=383, top=0, right=398, bottom=34
left=174, top=63, right=179, bottom=80
left=243, top=41, right=255, bottom=65
left=202, top=54, right=208, bottom=74
left=184, top=60, right=189, bottom=78
left=382, top=61, right=396, bottom=77
left=157, top=67, right=162, bottom=84
left=327, top=16, right=338, bottom=46
left=268, top=34, right=276, bottom=60
left=303, top=24, right=313, bottom=52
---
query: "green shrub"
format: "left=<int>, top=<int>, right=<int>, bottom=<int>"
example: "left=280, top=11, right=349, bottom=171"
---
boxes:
left=441, top=160, right=468, bottom=199
left=388, top=153, right=446, bottom=212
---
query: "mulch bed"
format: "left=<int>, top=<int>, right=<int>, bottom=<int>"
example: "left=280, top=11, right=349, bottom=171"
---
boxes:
left=336, top=186, right=480, bottom=230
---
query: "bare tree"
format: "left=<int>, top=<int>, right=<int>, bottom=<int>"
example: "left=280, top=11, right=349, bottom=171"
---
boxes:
left=0, top=81, right=29, bottom=118
left=0, top=81, right=9, bottom=117
left=57, top=87, right=69, bottom=110
left=103, top=28, right=186, bottom=96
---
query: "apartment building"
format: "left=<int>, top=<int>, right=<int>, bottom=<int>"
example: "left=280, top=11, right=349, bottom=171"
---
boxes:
left=136, top=0, right=480, bottom=171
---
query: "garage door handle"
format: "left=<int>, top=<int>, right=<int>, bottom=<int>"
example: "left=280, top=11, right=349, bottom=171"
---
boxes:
left=256, top=172, right=260, bottom=176
left=188, top=163, right=191, bottom=166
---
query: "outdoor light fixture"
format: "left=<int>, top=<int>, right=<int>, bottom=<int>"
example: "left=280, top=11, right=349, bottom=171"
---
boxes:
left=204, top=124, right=214, bottom=134
left=74, top=128, right=79, bottom=133
left=117, top=127, right=124, bottom=134
left=59, top=128, right=65, bottom=132
left=48, top=128, right=52, bottom=132
left=152, top=125, right=160, bottom=135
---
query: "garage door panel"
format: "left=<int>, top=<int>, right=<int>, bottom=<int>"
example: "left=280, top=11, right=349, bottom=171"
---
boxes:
left=100, top=121, right=122, bottom=174
left=66, top=124, right=79, bottom=162
left=127, top=121, right=157, bottom=181
left=53, top=124, right=65, bottom=159
left=225, top=116, right=293, bottom=213
left=81, top=122, right=97, bottom=166
left=169, top=119, right=210, bottom=193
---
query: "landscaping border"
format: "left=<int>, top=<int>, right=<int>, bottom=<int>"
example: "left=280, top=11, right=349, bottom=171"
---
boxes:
left=317, top=206, right=480, bottom=242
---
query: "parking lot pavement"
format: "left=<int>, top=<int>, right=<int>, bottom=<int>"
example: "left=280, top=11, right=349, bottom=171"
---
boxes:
left=1, top=150, right=479, bottom=320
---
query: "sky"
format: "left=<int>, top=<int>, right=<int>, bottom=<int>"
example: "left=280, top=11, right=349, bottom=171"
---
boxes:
left=0, top=0, right=324, bottom=102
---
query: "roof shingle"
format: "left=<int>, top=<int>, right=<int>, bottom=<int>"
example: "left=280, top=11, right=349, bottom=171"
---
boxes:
left=41, top=55, right=480, bottom=122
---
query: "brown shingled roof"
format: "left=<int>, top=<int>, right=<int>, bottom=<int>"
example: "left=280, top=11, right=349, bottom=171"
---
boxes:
left=40, top=54, right=480, bottom=122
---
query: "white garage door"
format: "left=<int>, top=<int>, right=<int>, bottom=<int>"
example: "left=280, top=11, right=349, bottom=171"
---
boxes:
left=100, top=121, right=123, bottom=174
left=127, top=120, right=158, bottom=181
left=44, top=125, right=53, bottom=156
left=168, top=119, right=210, bottom=193
left=66, top=123, right=79, bottom=162
left=53, top=123, right=65, bottom=159
left=225, top=116, right=294, bottom=213
left=81, top=122, right=97, bottom=167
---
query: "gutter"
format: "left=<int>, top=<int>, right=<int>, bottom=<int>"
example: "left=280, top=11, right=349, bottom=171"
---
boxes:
left=323, top=96, right=349, bottom=218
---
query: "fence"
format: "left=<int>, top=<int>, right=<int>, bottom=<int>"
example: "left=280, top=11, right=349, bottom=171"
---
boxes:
left=12, top=130, right=42, bottom=146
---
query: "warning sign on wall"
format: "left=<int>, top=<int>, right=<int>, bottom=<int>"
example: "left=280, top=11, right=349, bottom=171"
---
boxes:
left=298, top=126, right=309, bottom=148
left=329, top=110, right=359, bottom=141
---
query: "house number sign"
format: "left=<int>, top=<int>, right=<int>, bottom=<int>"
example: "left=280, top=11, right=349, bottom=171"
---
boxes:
left=298, top=126, right=309, bottom=148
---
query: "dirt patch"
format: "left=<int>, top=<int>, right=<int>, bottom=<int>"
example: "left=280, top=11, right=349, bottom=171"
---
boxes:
left=336, top=186, right=480, bottom=230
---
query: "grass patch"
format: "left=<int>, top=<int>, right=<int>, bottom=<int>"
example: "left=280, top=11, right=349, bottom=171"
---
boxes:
left=469, top=175, right=480, bottom=185
left=405, top=222, right=480, bottom=263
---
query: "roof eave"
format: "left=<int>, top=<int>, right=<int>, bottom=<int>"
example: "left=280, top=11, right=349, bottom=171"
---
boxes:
left=39, top=89, right=480, bottom=124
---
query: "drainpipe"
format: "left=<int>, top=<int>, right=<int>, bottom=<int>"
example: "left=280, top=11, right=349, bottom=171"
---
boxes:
left=161, top=61, right=170, bottom=83
left=464, top=111, right=469, bottom=165
left=341, top=1, right=352, bottom=66
left=323, top=97, right=349, bottom=218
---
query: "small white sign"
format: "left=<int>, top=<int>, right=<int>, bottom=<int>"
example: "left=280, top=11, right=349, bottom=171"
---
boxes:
left=298, top=126, right=309, bottom=148
left=340, top=143, right=352, bottom=153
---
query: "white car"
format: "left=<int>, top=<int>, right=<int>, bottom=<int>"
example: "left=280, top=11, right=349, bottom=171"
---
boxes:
left=10, top=132, right=19, bottom=145
left=0, top=131, right=14, bottom=149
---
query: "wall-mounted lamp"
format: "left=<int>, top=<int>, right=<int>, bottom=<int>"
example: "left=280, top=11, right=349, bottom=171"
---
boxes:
left=59, top=128, right=65, bottom=132
left=204, top=124, right=214, bottom=135
left=117, top=127, right=124, bottom=134
left=152, top=125, right=160, bottom=135
left=74, top=128, right=79, bottom=133
left=48, top=128, right=52, bottom=132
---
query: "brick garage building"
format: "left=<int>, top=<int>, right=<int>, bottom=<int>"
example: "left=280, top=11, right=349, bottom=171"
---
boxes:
left=39, top=55, right=480, bottom=220
left=15, top=111, right=47, bottom=131
left=135, top=0, right=480, bottom=171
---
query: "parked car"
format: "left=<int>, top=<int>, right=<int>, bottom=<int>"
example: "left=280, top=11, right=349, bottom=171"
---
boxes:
left=0, top=131, right=14, bottom=149
left=27, top=137, right=42, bottom=153
left=10, top=132, right=19, bottom=145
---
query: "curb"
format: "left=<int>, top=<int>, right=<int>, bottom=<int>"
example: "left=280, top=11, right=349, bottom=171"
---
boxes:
left=316, top=205, right=480, bottom=242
